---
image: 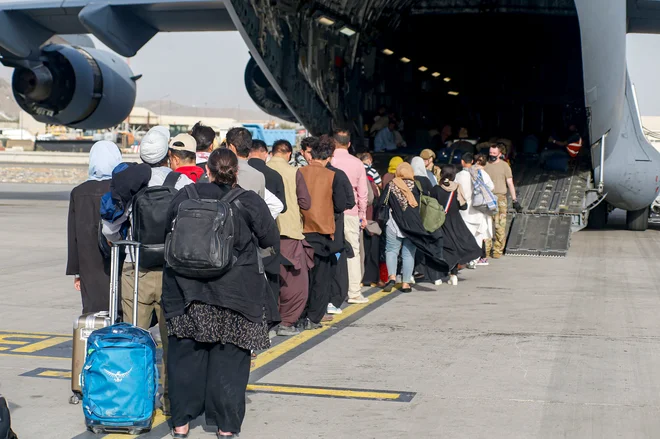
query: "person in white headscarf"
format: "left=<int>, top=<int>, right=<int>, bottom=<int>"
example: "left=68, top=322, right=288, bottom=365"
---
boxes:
left=411, top=156, right=434, bottom=194
left=67, top=141, right=122, bottom=313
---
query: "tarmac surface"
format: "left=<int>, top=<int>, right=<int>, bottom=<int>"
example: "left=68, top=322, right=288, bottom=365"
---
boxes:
left=2, top=183, right=660, bottom=438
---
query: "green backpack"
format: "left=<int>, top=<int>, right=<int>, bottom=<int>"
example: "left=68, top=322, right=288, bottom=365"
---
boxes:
left=415, top=181, right=446, bottom=233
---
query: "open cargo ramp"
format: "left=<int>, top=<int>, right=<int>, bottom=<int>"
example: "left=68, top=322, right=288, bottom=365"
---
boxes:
left=505, top=163, right=592, bottom=257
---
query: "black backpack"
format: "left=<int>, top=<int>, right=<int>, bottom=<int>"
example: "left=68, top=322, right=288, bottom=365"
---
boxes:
left=165, top=185, right=245, bottom=278
left=131, top=171, right=181, bottom=269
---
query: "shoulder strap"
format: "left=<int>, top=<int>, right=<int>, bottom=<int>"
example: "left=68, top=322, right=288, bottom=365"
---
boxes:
left=184, top=184, right=200, bottom=200
left=221, top=187, right=246, bottom=205
left=414, top=180, right=422, bottom=193
left=445, top=191, right=455, bottom=213
left=163, top=171, right=180, bottom=188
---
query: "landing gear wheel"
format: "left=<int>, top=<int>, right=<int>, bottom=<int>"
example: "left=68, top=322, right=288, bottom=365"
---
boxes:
left=587, top=201, right=608, bottom=229
left=626, top=206, right=649, bottom=231
left=69, top=393, right=81, bottom=405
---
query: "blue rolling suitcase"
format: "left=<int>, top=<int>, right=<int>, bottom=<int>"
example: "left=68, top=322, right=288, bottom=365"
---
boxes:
left=82, top=241, right=159, bottom=435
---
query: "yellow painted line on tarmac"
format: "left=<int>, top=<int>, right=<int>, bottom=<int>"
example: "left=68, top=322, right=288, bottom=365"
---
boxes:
left=0, top=352, right=70, bottom=361
left=253, top=287, right=397, bottom=370
left=12, top=336, right=70, bottom=353
left=104, top=286, right=399, bottom=438
left=246, top=384, right=400, bottom=401
left=0, top=329, right=69, bottom=337
left=38, top=370, right=71, bottom=378
left=0, top=333, right=43, bottom=345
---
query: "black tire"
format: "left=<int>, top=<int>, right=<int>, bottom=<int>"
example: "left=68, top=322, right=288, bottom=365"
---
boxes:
left=587, top=201, right=608, bottom=229
left=626, top=206, right=649, bottom=231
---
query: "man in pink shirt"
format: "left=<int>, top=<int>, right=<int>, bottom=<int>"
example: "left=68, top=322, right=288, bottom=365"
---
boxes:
left=331, top=129, right=369, bottom=304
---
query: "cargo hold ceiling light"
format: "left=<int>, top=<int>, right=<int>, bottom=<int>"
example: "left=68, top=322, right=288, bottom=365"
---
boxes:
left=444, top=77, right=451, bottom=82
left=431, top=72, right=441, bottom=77
left=382, top=48, right=394, bottom=55
left=339, top=26, right=356, bottom=36
left=317, top=16, right=335, bottom=26
left=400, top=57, right=411, bottom=63
left=448, top=91, right=459, bottom=96
left=418, top=66, right=428, bottom=72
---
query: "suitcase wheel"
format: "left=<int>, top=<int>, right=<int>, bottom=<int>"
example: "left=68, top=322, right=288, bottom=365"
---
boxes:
left=90, top=426, right=104, bottom=435
left=69, top=393, right=81, bottom=405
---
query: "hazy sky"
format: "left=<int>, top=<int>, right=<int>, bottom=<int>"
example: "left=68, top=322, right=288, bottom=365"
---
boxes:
left=1, top=31, right=660, bottom=115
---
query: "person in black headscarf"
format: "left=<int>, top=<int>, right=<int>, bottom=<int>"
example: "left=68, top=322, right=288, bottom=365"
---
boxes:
left=430, top=165, right=483, bottom=286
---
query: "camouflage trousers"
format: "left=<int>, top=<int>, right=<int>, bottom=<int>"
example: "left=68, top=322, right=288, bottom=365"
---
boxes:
left=485, top=195, right=508, bottom=258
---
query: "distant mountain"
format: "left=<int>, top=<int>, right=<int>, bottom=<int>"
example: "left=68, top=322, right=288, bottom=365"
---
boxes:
left=0, top=78, right=20, bottom=120
left=137, top=100, right=280, bottom=122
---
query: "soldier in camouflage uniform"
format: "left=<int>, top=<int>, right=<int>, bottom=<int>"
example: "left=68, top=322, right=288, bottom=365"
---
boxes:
left=484, top=143, right=522, bottom=258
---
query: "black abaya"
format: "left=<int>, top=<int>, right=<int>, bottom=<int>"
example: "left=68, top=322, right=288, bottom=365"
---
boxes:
left=430, top=186, right=483, bottom=269
left=67, top=180, right=112, bottom=313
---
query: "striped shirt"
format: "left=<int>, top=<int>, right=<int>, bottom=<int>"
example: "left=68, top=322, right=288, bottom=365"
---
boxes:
left=364, top=164, right=382, bottom=185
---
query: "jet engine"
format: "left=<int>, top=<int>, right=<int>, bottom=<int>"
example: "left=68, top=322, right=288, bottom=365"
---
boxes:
left=244, top=57, right=296, bottom=122
left=11, top=45, right=137, bottom=129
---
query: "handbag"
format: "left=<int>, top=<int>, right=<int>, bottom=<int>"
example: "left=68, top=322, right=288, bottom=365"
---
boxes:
left=375, top=186, right=391, bottom=226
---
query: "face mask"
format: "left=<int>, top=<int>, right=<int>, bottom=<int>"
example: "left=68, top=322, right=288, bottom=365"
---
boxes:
left=488, top=155, right=498, bottom=162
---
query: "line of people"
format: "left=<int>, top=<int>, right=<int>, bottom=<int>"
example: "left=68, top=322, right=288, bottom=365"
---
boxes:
left=66, top=123, right=519, bottom=437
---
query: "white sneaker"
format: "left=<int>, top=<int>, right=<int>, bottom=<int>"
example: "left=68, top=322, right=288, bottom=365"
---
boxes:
left=347, top=296, right=369, bottom=304
left=467, top=260, right=477, bottom=269
left=434, top=279, right=443, bottom=286
left=327, top=304, right=343, bottom=314
left=449, top=275, right=458, bottom=286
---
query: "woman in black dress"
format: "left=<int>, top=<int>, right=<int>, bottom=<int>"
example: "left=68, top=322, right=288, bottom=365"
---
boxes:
left=163, top=148, right=279, bottom=438
left=430, top=165, right=483, bottom=286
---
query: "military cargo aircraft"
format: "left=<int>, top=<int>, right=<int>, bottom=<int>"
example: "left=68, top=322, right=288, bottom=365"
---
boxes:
left=1, top=1, right=659, bottom=247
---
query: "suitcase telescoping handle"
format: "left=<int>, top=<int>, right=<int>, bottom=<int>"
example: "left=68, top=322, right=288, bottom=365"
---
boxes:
left=109, top=241, right=141, bottom=326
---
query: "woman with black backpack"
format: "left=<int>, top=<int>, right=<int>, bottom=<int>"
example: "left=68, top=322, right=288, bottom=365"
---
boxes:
left=162, top=148, right=279, bottom=438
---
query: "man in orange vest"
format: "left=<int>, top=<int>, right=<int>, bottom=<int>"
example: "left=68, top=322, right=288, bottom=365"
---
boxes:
left=541, top=123, right=582, bottom=170
left=549, top=123, right=582, bottom=158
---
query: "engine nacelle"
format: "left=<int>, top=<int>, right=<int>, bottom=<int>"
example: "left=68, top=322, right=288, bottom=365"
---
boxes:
left=12, top=45, right=137, bottom=129
left=244, top=57, right=296, bottom=123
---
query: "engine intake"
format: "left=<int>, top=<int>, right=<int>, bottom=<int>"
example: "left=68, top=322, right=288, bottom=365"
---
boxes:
left=244, top=57, right=296, bottom=123
left=12, top=44, right=137, bottom=129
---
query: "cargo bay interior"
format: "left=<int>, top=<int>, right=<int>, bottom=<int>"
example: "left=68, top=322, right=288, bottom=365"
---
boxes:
left=365, top=5, right=587, bottom=146
left=363, top=1, right=595, bottom=256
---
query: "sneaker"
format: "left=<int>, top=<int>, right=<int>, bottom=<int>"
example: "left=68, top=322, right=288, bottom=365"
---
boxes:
left=449, top=274, right=458, bottom=286
left=434, top=279, right=443, bottom=286
left=327, top=304, right=343, bottom=314
left=476, top=258, right=489, bottom=266
left=467, top=260, right=477, bottom=269
left=348, top=295, right=369, bottom=304
left=276, top=324, right=300, bottom=336
left=304, top=319, right=323, bottom=330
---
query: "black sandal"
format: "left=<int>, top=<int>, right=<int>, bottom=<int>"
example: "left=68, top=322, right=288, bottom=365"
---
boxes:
left=171, top=428, right=189, bottom=438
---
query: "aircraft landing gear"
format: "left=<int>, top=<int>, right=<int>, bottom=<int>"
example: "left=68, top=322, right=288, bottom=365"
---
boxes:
left=626, top=206, right=649, bottom=231
left=587, top=200, right=609, bottom=230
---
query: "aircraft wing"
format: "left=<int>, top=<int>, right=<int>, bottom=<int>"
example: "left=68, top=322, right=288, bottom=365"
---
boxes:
left=628, top=0, right=660, bottom=33
left=0, top=0, right=235, bottom=58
